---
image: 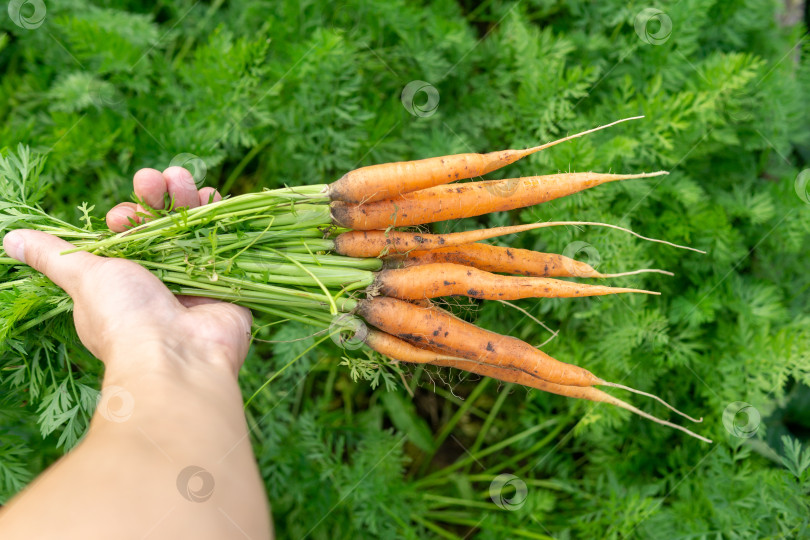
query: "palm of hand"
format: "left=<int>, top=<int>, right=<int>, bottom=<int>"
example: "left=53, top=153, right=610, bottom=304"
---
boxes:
left=72, top=257, right=251, bottom=375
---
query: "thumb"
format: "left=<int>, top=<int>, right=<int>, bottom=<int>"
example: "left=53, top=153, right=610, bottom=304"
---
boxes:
left=3, top=230, right=99, bottom=298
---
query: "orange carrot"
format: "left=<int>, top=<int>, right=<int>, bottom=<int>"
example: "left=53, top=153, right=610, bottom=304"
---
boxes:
left=384, top=243, right=593, bottom=276
left=364, top=328, right=462, bottom=364
left=331, top=171, right=667, bottom=229
left=365, top=331, right=711, bottom=442
left=362, top=299, right=703, bottom=422
left=383, top=243, right=671, bottom=278
left=373, top=263, right=659, bottom=300
left=332, top=220, right=702, bottom=259
left=326, top=116, right=643, bottom=203
left=334, top=223, right=559, bottom=258
left=356, top=296, right=602, bottom=386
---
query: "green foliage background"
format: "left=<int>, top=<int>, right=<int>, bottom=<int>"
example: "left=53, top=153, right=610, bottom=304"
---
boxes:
left=2, top=0, right=810, bottom=537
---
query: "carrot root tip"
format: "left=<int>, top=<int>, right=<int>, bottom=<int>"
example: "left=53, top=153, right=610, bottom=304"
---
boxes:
left=523, top=116, right=647, bottom=154
left=596, top=269, right=675, bottom=278
left=621, top=288, right=661, bottom=295
left=626, top=404, right=713, bottom=443
left=600, top=382, right=705, bottom=424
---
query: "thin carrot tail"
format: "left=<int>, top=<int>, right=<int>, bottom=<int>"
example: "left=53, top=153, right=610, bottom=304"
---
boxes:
left=529, top=222, right=706, bottom=254
left=600, top=392, right=713, bottom=443
left=448, top=221, right=703, bottom=254
left=483, top=116, right=645, bottom=169
left=611, top=288, right=660, bottom=295
left=593, top=268, right=675, bottom=278
left=598, top=381, right=703, bottom=423
left=519, top=116, right=644, bottom=154
left=545, top=259, right=672, bottom=279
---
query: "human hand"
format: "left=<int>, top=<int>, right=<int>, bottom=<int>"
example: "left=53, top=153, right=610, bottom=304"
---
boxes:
left=2, top=167, right=252, bottom=378
left=0, top=168, right=271, bottom=540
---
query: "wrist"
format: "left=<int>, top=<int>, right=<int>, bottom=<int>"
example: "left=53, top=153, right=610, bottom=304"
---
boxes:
left=87, top=353, right=252, bottom=479
left=101, top=334, right=240, bottom=383
left=102, top=339, right=237, bottom=391
left=92, top=345, right=245, bottom=432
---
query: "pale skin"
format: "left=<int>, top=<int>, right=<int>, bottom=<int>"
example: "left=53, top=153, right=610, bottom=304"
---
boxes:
left=0, top=167, right=273, bottom=539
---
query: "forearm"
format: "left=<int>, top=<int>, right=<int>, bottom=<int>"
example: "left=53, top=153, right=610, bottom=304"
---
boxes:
left=0, top=350, right=271, bottom=540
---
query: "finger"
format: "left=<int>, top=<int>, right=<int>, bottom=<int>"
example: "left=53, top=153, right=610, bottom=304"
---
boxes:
left=163, top=167, right=200, bottom=209
left=222, top=303, right=253, bottom=334
left=182, top=300, right=253, bottom=360
left=199, top=302, right=254, bottom=363
left=198, top=187, right=222, bottom=206
left=176, top=295, right=222, bottom=308
left=133, top=168, right=167, bottom=210
left=106, top=202, right=139, bottom=232
left=2, top=230, right=98, bottom=298
left=185, top=301, right=253, bottom=335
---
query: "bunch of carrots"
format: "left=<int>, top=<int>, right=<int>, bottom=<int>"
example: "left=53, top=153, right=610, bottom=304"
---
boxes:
left=0, top=117, right=711, bottom=442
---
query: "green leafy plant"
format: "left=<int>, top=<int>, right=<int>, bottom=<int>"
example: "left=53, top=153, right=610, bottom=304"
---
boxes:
left=1, top=0, right=809, bottom=537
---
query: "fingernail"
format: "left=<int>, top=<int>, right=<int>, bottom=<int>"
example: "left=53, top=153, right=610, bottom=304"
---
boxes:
left=3, top=231, right=26, bottom=263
